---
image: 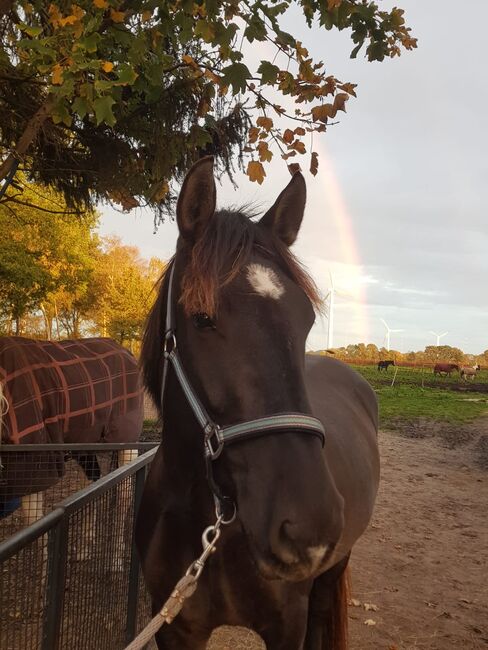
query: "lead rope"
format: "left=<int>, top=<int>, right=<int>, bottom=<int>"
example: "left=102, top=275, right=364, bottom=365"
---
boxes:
left=124, top=510, right=228, bottom=650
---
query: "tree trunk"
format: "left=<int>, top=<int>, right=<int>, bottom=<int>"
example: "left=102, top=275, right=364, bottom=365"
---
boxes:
left=0, top=96, right=55, bottom=182
left=0, top=0, right=14, bottom=17
left=40, top=303, right=52, bottom=339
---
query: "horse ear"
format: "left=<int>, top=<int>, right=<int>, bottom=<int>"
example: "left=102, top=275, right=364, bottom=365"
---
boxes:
left=176, top=156, right=216, bottom=241
left=259, top=172, right=306, bottom=246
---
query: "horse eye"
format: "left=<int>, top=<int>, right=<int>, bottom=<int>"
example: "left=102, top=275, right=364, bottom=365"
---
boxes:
left=192, top=313, right=215, bottom=330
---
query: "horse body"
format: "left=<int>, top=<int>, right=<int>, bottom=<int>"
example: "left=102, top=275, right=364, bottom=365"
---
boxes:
left=377, top=360, right=395, bottom=372
left=460, top=364, right=480, bottom=381
left=433, top=362, right=459, bottom=377
left=136, top=158, right=379, bottom=649
left=0, top=336, right=143, bottom=512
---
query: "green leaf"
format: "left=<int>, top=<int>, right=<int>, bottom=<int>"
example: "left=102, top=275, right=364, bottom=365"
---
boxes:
left=19, top=23, right=43, bottom=37
left=76, top=33, right=101, bottom=53
left=72, top=96, right=90, bottom=119
left=93, top=95, right=116, bottom=126
left=221, top=62, right=252, bottom=94
left=117, top=64, right=138, bottom=86
left=194, top=20, right=215, bottom=43
left=258, top=61, right=280, bottom=85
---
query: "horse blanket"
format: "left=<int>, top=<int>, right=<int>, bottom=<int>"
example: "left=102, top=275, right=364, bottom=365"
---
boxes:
left=0, top=337, right=144, bottom=500
left=0, top=336, right=143, bottom=444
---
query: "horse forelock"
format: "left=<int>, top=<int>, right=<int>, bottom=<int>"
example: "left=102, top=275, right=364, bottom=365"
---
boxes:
left=178, top=209, right=321, bottom=317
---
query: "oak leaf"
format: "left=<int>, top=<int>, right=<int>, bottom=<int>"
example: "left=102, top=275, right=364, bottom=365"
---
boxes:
left=247, top=161, right=266, bottom=184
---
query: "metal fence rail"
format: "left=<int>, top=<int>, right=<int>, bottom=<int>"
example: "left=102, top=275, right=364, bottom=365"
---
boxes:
left=0, top=445, right=157, bottom=650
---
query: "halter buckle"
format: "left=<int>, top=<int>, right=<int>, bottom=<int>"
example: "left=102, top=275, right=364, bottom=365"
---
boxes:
left=204, top=425, right=224, bottom=460
left=163, top=331, right=176, bottom=358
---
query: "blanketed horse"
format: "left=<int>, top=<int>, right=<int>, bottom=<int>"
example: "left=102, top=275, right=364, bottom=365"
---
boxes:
left=378, top=360, right=395, bottom=371
left=136, top=157, right=380, bottom=650
left=0, top=336, right=143, bottom=524
left=460, top=364, right=480, bottom=381
left=433, top=363, right=459, bottom=377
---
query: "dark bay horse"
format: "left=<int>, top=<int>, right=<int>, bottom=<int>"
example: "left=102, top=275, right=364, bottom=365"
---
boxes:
left=433, top=362, right=459, bottom=377
left=0, top=336, right=143, bottom=523
left=136, top=157, right=380, bottom=650
left=377, top=360, right=395, bottom=371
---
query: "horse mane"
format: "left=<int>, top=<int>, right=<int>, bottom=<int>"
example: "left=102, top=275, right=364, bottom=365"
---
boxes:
left=141, top=208, right=321, bottom=411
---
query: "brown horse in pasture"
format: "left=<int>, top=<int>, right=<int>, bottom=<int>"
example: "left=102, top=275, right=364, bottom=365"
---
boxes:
left=460, top=364, right=480, bottom=381
left=136, top=157, right=380, bottom=650
left=433, top=363, right=459, bottom=377
left=0, top=337, right=143, bottom=523
left=378, top=360, right=395, bottom=371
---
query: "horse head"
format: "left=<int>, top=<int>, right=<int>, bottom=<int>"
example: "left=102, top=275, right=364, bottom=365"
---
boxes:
left=142, top=157, right=344, bottom=582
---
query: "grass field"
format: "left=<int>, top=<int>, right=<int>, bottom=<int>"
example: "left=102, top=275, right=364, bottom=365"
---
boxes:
left=350, top=364, right=488, bottom=427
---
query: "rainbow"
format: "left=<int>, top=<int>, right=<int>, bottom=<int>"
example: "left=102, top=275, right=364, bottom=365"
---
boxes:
left=309, top=141, right=370, bottom=345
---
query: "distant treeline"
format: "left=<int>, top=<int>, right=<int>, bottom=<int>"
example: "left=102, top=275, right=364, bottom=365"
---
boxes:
left=311, top=343, right=487, bottom=368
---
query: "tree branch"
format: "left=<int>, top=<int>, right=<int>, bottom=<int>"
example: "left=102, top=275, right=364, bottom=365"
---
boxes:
left=0, top=95, right=55, bottom=182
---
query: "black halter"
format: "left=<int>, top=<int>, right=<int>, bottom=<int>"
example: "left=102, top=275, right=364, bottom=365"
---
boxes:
left=160, top=262, right=325, bottom=517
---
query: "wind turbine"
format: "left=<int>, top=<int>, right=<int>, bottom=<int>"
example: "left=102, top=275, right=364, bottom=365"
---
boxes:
left=429, top=331, right=448, bottom=346
left=380, top=318, right=404, bottom=352
left=325, top=271, right=352, bottom=350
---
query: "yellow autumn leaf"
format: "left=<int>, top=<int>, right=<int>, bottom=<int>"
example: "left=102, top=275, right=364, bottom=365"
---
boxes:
left=257, top=141, right=273, bottom=163
left=364, top=619, right=376, bottom=626
left=182, top=55, right=199, bottom=70
left=48, top=3, right=62, bottom=28
left=256, top=116, right=273, bottom=131
left=141, top=10, right=152, bottom=22
left=310, top=151, right=319, bottom=177
left=110, top=8, right=125, bottom=23
left=102, top=61, right=114, bottom=73
left=333, top=92, right=349, bottom=113
left=247, top=161, right=266, bottom=185
left=282, top=129, right=294, bottom=144
left=93, top=0, right=108, bottom=7
left=51, top=64, right=64, bottom=85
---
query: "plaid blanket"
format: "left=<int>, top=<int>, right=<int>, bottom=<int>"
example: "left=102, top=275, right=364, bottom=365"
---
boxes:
left=0, top=336, right=143, bottom=445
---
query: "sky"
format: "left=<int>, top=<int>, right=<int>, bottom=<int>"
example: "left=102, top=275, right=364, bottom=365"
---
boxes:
left=99, top=0, right=488, bottom=355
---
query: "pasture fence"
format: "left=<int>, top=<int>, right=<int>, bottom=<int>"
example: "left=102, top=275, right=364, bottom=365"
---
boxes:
left=0, top=443, right=158, bottom=650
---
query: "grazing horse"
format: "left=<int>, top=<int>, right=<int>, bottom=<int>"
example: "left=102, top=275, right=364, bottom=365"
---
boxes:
left=377, top=360, right=395, bottom=372
left=0, top=336, right=143, bottom=524
left=136, top=157, right=380, bottom=650
left=433, top=363, right=459, bottom=377
left=460, top=364, right=480, bottom=381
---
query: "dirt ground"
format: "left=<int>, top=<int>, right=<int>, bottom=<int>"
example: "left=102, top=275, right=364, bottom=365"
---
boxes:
left=207, top=418, right=488, bottom=650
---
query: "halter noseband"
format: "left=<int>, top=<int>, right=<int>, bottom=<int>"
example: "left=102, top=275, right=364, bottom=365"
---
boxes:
left=160, top=262, right=325, bottom=514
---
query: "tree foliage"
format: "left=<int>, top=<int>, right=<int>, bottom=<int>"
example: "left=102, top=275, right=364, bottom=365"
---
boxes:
left=0, top=1, right=416, bottom=222
left=0, top=185, right=163, bottom=346
left=0, top=177, right=99, bottom=333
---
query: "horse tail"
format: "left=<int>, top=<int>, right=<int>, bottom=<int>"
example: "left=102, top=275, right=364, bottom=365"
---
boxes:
left=305, top=556, right=350, bottom=650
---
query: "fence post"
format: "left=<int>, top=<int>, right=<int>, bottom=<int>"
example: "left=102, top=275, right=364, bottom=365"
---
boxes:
left=125, top=465, right=146, bottom=643
left=42, top=513, right=69, bottom=650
